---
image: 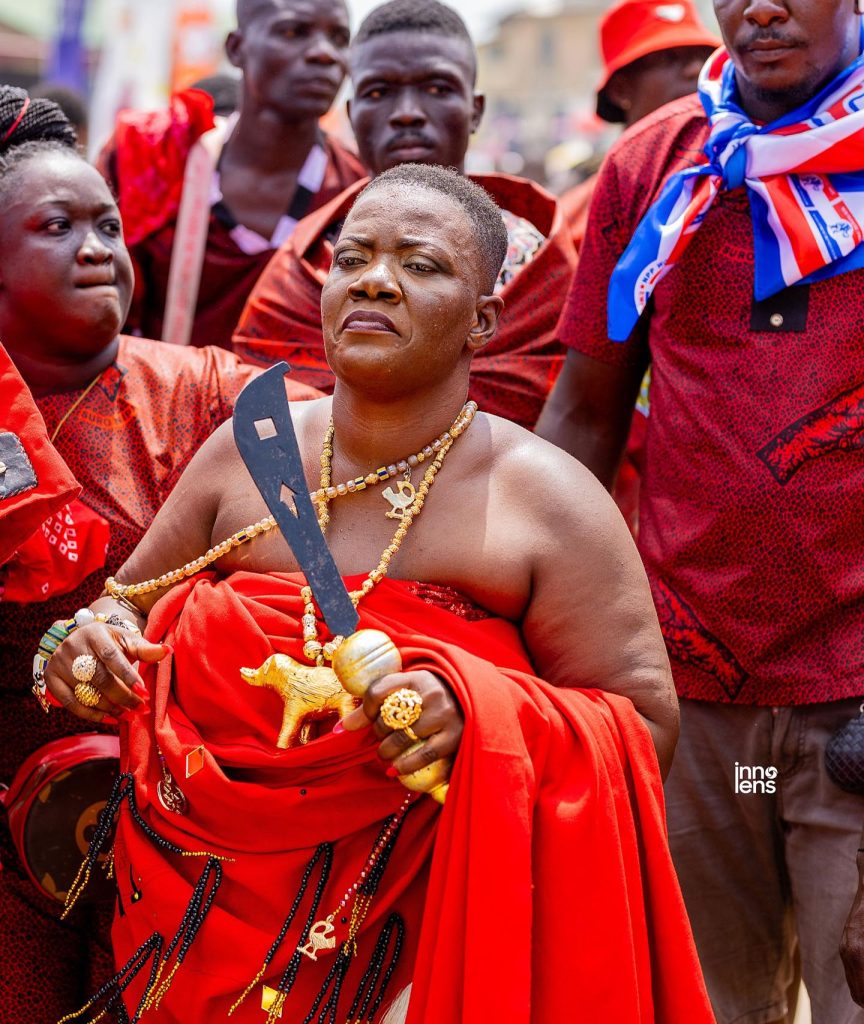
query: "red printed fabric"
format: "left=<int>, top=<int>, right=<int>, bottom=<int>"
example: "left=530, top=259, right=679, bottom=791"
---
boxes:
left=233, top=174, right=576, bottom=430
left=560, top=93, right=864, bottom=706
left=0, top=338, right=284, bottom=784
left=560, top=173, right=596, bottom=254
left=2, top=499, right=110, bottom=603
left=0, top=345, right=80, bottom=565
left=111, top=571, right=713, bottom=1023
left=97, top=90, right=366, bottom=350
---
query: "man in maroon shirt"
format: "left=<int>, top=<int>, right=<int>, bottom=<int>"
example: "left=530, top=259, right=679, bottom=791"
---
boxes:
left=537, top=2, right=864, bottom=1022
left=98, top=0, right=365, bottom=350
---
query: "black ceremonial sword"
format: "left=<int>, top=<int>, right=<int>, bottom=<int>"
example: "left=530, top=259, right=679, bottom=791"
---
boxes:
left=232, top=362, right=359, bottom=638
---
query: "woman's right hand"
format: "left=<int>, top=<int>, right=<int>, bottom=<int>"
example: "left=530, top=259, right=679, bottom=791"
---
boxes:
left=44, top=621, right=170, bottom=723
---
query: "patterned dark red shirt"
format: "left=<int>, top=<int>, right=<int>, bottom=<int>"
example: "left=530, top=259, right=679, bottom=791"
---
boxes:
left=561, top=94, right=864, bottom=706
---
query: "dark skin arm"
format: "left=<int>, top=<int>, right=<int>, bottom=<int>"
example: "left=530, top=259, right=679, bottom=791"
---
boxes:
left=535, top=348, right=647, bottom=490
left=347, top=427, right=678, bottom=779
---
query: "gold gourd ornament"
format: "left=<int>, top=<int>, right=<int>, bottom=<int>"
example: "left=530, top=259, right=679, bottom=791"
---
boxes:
left=332, top=629, right=451, bottom=805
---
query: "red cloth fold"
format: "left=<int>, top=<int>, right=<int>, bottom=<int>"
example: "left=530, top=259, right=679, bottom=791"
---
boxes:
left=113, top=572, right=713, bottom=1023
left=233, top=175, right=576, bottom=429
left=1, top=498, right=109, bottom=602
left=105, top=88, right=216, bottom=248
left=0, top=346, right=80, bottom=565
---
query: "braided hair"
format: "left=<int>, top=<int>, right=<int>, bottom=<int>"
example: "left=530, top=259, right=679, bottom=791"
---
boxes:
left=0, top=85, right=77, bottom=150
left=0, top=85, right=81, bottom=203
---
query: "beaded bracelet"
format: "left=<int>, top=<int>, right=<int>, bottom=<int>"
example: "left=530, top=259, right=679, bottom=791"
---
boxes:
left=32, top=608, right=141, bottom=713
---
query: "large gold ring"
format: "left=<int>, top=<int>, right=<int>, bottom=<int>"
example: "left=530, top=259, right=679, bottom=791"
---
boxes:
left=72, top=653, right=98, bottom=683
left=74, top=682, right=102, bottom=708
left=380, top=688, right=423, bottom=734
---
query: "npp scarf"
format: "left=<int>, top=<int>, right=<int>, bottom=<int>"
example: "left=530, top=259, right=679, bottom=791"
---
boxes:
left=607, top=33, right=864, bottom=341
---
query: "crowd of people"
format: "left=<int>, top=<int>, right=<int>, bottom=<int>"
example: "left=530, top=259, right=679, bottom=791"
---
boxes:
left=1, top=0, right=863, bottom=1022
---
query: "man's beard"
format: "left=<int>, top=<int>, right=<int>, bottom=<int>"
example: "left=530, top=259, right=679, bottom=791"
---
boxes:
left=745, top=57, right=842, bottom=118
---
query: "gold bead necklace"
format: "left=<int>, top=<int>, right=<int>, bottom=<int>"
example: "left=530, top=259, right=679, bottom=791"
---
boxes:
left=312, top=400, right=477, bottom=528
left=106, top=404, right=476, bottom=654
left=300, top=415, right=462, bottom=664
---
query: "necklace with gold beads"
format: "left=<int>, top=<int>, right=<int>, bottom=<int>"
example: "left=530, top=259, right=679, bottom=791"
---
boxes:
left=313, top=400, right=476, bottom=527
left=106, top=402, right=478, bottom=666
left=300, top=404, right=476, bottom=665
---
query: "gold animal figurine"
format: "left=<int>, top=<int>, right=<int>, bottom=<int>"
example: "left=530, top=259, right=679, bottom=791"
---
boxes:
left=239, top=654, right=359, bottom=749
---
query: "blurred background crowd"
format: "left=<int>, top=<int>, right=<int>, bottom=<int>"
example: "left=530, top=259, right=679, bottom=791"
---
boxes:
left=0, top=0, right=716, bottom=191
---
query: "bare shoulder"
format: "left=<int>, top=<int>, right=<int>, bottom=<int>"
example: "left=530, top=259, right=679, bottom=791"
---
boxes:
left=199, top=396, right=328, bottom=467
left=483, top=412, right=621, bottom=532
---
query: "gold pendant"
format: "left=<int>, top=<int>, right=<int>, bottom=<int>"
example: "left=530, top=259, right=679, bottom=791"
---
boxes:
left=299, top=915, right=336, bottom=960
left=157, top=775, right=188, bottom=816
left=261, top=985, right=284, bottom=1017
left=382, top=479, right=416, bottom=520
left=185, top=745, right=206, bottom=778
left=239, top=654, right=359, bottom=749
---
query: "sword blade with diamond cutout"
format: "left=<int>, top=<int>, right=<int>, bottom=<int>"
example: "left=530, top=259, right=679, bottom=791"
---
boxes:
left=232, top=363, right=358, bottom=638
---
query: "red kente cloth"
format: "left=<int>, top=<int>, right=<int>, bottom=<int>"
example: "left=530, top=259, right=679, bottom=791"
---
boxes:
left=232, top=175, right=576, bottom=430
left=113, top=571, right=713, bottom=1023
left=97, top=89, right=366, bottom=350
left=0, top=345, right=79, bottom=564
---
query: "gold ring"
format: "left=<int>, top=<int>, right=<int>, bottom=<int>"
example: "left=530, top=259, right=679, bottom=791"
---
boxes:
left=380, top=688, right=423, bottom=733
left=403, top=725, right=420, bottom=743
left=74, top=682, right=101, bottom=708
left=72, top=654, right=98, bottom=683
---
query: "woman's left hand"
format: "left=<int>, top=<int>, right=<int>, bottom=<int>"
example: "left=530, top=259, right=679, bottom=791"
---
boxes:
left=339, top=669, right=464, bottom=777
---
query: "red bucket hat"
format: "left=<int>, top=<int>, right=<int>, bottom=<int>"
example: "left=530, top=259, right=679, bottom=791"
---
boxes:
left=596, top=0, right=719, bottom=122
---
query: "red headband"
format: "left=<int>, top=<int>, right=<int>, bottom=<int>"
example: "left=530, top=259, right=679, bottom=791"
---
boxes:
left=2, top=96, right=30, bottom=144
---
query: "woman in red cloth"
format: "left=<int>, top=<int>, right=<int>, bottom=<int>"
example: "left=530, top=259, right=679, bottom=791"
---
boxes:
left=45, top=165, right=713, bottom=1023
left=0, top=87, right=319, bottom=1022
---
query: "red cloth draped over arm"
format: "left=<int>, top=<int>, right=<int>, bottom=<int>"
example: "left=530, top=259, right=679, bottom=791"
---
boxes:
left=112, top=572, right=712, bottom=1023
left=96, top=88, right=217, bottom=249
left=0, top=346, right=80, bottom=565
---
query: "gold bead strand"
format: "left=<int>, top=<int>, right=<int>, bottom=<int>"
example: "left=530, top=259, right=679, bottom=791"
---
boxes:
left=311, top=401, right=477, bottom=516
left=105, top=517, right=278, bottom=600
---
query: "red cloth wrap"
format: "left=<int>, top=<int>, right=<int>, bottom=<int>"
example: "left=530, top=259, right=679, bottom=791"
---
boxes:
left=0, top=346, right=80, bottom=565
left=113, top=572, right=713, bottom=1023
left=233, top=175, right=576, bottom=430
left=106, top=88, right=216, bottom=248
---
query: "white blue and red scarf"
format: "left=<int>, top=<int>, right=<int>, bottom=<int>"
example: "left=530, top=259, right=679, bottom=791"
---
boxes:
left=607, top=36, right=864, bottom=341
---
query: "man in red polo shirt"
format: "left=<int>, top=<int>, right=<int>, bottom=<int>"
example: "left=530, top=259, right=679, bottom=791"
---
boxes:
left=537, top=1, right=864, bottom=1022
left=561, top=0, right=717, bottom=532
left=232, top=0, right=577, bottom=431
